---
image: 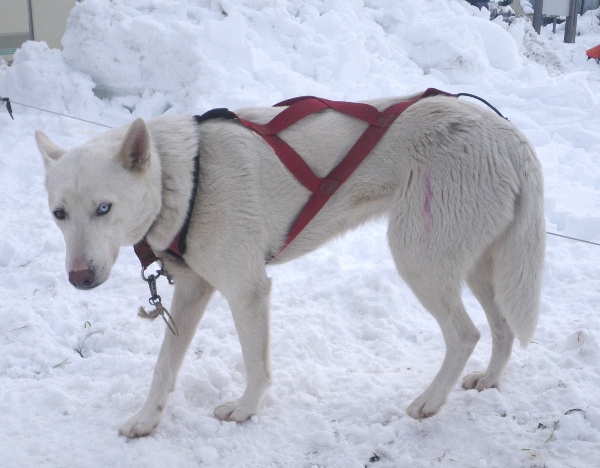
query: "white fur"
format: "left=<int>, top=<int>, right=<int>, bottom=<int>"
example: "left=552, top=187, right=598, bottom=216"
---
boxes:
left=37, top=94, right=545, bottom=437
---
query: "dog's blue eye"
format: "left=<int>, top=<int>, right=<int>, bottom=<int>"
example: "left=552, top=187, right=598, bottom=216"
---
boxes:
left=53, top=208, right=66, bottom=220
left=97, top=203, right=112, bottom=216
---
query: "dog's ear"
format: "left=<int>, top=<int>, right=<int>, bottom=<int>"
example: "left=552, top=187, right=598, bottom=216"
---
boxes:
left=118, top=118, right=152, bottom=172
left=35, top=131, right=66, bottom=169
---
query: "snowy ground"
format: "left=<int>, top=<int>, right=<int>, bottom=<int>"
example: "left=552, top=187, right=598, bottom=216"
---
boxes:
left=1, top=0, right=600, bottom=466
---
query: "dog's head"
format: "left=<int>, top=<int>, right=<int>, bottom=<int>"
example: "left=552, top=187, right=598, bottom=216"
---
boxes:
left=37, top=118, right=162, bottom=289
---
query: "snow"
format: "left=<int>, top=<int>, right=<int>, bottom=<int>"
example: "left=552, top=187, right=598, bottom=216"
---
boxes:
left=1, top=0, right=600, bottom=466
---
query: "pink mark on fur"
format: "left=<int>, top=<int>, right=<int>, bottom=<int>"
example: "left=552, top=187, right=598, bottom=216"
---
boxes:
left=421, top=172, right=433, bottom=240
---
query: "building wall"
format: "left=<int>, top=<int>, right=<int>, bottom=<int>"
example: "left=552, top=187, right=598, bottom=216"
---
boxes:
left=0, top=0, right=76, bottom=61
left=31, top=0, right=78, bottom=50
left=0, top=0, right=30, bottom=50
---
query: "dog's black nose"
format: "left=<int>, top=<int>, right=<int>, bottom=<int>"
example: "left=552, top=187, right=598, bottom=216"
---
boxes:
left=68, top=269, right=96, bottom=290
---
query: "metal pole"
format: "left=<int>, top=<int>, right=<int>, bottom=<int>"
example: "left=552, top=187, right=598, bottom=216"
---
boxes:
left=27, top=0, right=35, bottom=41
left=533, top=0, right=544, bottom=34
left=564, top=0, right=580, bottom=43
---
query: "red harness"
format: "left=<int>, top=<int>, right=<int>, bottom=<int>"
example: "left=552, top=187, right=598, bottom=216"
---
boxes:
left=134, top=88, right=454, bottom=269
left=237, top=88, right=453, bottom=256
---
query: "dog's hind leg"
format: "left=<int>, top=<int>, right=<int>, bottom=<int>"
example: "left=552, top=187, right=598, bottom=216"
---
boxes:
left=400, top=272, right=480, bottom=419
left=462, top=253, right=514, bottom=391
left=118, top=270, right=215, bottom=438
left=214, top=272, right=272, bottom=423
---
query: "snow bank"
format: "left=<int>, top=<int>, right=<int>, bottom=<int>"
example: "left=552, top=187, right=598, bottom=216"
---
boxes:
left=4, top=0, right=527, bottom=119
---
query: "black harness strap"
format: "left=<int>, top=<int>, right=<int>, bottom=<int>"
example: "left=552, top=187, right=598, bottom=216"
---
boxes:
left=134, top=109, right=235, bottom=267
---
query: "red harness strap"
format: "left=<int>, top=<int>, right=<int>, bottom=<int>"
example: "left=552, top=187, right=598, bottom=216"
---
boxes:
left=234, top=87, right=455, bottom=257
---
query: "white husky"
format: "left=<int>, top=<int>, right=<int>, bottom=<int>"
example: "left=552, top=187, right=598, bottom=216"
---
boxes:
left=37, top=92, right=545, bottom=438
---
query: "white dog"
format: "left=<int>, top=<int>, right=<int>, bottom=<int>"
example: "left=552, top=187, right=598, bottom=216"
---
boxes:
left=36, top=91, right=545, bottom=438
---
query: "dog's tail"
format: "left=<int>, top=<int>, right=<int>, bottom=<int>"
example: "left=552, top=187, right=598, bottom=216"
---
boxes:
left=492, top=142, right=545, bottom=347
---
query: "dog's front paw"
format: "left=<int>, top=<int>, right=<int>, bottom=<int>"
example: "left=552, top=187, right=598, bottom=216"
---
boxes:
left=462, top=371, right=499, bottom=391
left=214, top=398, right=256, bottom=422
left=406, top=389, right=446, bottom=420
left=118, top=407, right=163, bottom=438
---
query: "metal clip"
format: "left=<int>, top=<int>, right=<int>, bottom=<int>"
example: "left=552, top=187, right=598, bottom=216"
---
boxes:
left=138, top=258, right=178, bottom=336
left=147, top=274, right=159, bottom=303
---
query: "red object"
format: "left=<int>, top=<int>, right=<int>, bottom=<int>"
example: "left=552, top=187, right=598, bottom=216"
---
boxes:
left=586, top=44, right=600, bottom=60
left=134, top=238, right=161, bottom=270
left=235, top=88, right=455, bottom=258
